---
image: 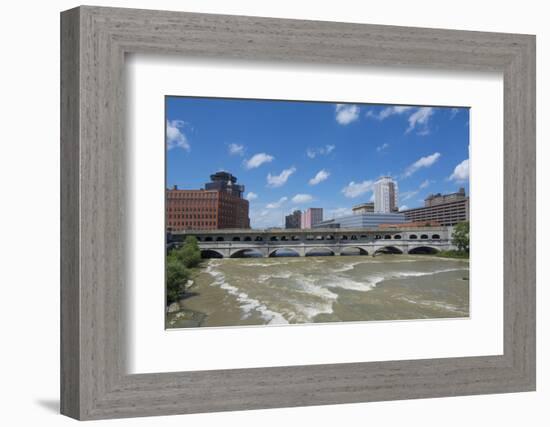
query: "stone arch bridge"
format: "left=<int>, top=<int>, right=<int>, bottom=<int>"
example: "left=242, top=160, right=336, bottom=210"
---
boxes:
left=169, top=226, right=456, bottom=258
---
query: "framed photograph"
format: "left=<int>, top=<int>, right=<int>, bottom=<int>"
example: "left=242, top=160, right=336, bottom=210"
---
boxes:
left=164, top=97, right=471, bottom=329
left=61, top=6, right=536, bottom=420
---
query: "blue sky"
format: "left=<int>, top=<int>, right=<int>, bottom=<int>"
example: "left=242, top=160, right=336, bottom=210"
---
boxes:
left=166, top=97, right=470, bottom=228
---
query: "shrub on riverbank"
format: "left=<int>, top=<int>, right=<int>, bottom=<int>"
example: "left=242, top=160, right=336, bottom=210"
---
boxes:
left=166, top=236, right=202, bottom=304
left=452, top=221, right=469, bottom=253
left=436, top=250, right=469, bottom=259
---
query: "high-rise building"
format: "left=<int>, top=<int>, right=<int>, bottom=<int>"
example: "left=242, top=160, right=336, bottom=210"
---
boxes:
left=166, top=172, right=250, bottom=231
left=301, top=208, right=323, bottom=229
left=400, top=188, right=469, bottom=226
left=285, top=210, right=302, bottom=229
left=374, top=176, right=399, bottom=213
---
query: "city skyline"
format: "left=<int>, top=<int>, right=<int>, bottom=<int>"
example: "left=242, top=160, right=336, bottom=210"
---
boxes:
left=166, top=97, right=470, bottom=228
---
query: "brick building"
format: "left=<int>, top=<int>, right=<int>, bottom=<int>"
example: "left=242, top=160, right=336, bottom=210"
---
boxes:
left=166, top=172, right=250, bottom=231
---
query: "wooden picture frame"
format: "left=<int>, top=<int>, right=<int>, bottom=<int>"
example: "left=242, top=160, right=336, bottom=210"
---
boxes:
left=60, top=5, right=536, bottom=420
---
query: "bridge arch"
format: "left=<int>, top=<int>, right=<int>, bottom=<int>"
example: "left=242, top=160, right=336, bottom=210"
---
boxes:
left=408, top=246, right=440, bottom=255
left=341, top=246, right=369, bottom=256
left=374, top=246, right=403, bottom=255
left=268, top=248, right=300, bottom=257
left=305, top=247, right=335, bottom=256
left=230, top=248, right=264, bottom=258
left=431, top=234, right=441, bottom=239
left=200, top=249, right=224, bottom=259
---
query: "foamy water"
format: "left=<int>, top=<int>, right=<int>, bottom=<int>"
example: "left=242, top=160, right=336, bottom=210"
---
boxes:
left=169, top=254, right=469, bottom=328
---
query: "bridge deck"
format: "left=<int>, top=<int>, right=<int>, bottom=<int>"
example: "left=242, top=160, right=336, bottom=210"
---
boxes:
left=168, top=227, right=455, bottom=258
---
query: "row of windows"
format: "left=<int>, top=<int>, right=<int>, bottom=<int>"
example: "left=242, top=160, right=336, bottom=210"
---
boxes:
left=168, top=214, right=216, bottom=220
left=168, top=200, right=217, bottom=206
left=168, top=207, right=216, bottom=213
left=167, top=191, right=217, bottom=199
left=193, top=234, right=441, bottom=242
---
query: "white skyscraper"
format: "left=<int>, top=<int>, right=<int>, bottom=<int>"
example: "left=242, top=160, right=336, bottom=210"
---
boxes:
left=374, top=176, right=399, bottom=213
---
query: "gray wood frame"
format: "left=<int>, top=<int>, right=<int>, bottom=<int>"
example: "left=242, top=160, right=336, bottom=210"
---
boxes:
left=60, top=5, right=536, bottom=420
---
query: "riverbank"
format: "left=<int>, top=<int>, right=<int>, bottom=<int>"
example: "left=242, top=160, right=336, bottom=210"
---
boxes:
left=435, top=250, right=469, bottom=259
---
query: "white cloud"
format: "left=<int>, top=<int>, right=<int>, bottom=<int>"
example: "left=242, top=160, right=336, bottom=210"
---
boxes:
left=342, top=180, right=374, bottom=198
left=399, top=205, right=409, bottom=211
left=266, top=196, right=288, bottom=209
left=419, top=179, right=432, bottom=189
left=245, top=192, right=258, bottom=201
left=306, top=144, right=335, bottom=159
left=449, top=159, right=469, bottom=182
left=309, top=169, right=330, bottom=185
left=291, top=194, right=313, bottom=204
left=366, top=106, right=434, bottom=135
left=267, top=167, right=296, bottom=188
left=335, top=104, right=360, bottom=125
left=376, top=143, right=390, bottom=152
left=450, top=107, right=460, bottom=119
left=366, top=106, right=412, bottom=120
left=400, top=190, right=419, bottom=201
left=228, top=143, right=245, bottom=156
left=403, top=152, right=441, bottom=177
left=406, top=107, right=434, bottom=134
left=166, top=120, right=190, bottom=151
left=250, top=207, right=284, bottom=228
left=244, top=153, right=274, bottom=169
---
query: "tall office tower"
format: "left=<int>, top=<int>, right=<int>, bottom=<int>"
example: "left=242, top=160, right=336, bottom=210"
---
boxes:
left=374, top=176, right=399, bottom=213
left=301, top=208, right=324, bottom=229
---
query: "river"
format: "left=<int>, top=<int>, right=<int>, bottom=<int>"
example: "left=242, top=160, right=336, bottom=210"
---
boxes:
left=166, top=254, right=469, bottom=328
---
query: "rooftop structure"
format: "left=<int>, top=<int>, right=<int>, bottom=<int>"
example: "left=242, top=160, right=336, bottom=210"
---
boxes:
left=425, top=187, right=466, bottom=207
left=352, top=202, right=374, bottom=214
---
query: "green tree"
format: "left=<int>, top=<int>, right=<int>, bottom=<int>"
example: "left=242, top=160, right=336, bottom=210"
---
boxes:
left=452, top=221, right=470, bottom=253
left=171, top=236, right=201, bottom=268
left=166, top=236, right=202, bottom=304
left=166, top=255, right=189, bottom=304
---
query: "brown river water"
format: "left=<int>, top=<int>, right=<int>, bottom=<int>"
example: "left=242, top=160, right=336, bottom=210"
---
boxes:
left=166, top=254, right=469, bottom=328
